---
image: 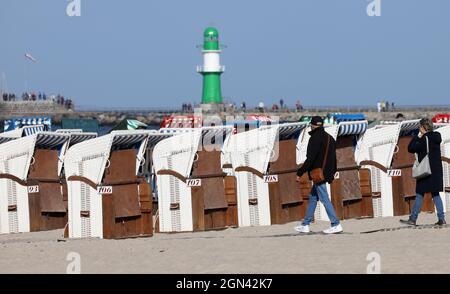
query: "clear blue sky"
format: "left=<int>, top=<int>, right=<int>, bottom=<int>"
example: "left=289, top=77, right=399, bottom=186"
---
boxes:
left=1, top=0, right=449, bottom=108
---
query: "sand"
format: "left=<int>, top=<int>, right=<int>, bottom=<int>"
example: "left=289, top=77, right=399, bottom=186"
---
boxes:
left=1, top=213, right=449, bottom=274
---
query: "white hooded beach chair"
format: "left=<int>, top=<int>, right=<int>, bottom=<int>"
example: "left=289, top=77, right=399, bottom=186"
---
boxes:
left=224, top=122, right=308, bottom=227
left=153, top=126, right=235, bottom=232
left=354, top=120, right=436, bottom=217
left=64, top=130, right=175, bottom=239
left=436, top=124, right=450, bottom=212
left=0, top=132, right=71, bottom=234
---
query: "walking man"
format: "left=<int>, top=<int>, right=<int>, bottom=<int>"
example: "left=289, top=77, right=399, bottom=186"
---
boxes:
left=295, top=116, right=343, bottom=234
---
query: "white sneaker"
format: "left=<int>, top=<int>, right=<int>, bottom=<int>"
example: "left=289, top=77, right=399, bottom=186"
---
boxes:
left=294, top=224, right=310, bottom=233
left=323, top=224, right=343, bottom=234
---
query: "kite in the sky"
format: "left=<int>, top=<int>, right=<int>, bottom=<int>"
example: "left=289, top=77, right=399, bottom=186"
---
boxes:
left=24, top=53, right=37, bottom=62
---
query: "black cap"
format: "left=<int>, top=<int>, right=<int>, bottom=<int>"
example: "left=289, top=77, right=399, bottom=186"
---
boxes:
left=310, top=116, right=324, bottom=126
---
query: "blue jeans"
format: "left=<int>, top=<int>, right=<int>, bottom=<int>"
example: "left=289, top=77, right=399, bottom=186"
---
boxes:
left=410, top=193, right=445, bottom=221
left=302, top=183, right=340, bottom=227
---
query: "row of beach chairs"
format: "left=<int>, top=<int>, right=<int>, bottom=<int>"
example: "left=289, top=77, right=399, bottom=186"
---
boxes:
left=0, top=119, right=449, bottom=239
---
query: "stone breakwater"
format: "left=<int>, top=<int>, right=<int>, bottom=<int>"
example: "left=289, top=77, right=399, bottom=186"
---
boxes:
left=0, top=109, right=446, bottom=127
left=0, top=101, right=71, bottom=114
left=1, top=101, right=449, bottom=126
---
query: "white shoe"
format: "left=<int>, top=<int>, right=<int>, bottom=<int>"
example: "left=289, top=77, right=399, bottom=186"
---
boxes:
left=294, top=224, right=310, bottom=233
left=323, top=224, right=343, bottom=234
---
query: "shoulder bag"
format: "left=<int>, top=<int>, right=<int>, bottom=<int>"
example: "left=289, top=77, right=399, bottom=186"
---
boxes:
left=310, top=134, right=330, bottom=184
left=412, top=136, right=432, bottom=179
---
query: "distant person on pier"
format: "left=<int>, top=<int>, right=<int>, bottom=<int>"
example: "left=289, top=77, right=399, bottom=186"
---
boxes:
left=295, top=100, right=303, bottom=112
left=241, top=102, right=246, bottom=112
left=258, top=101, right=265, bottom=113
left=295, top=116, right=343, bottom=234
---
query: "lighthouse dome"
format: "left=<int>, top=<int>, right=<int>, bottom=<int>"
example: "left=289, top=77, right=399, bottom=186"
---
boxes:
left=203, top=27, right=220, bottom=50
left=204, top=27, right=219, bottom=38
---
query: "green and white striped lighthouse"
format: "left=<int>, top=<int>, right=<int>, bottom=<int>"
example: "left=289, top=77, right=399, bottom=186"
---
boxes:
left=197, top=27, right=225, bottom=104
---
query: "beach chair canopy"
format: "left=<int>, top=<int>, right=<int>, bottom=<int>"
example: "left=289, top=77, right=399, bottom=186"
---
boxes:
left=111, top=132, right=149, bottom=149
left=35, top=132, right=71, bottom=149
left=0, top=132, right=70, bottom=180
left=64, top=131, right=151, bottom=185
left=398, top=120, right=420, bottom=136
left=337, top=120, right=368, bottom=136
left=355, top=120, right=420, bottom=168
left=325, top=120, right=368, bottom=140
left=147, top=133, right=174, bottom=148
left=4, top=116, right=51, bottom=132
left=201, top=126, right=233, bottom=146
left=0, top=125, right=45, bottom=144
left=276, top=122, right=308, bottom=141
left=329, top=113, right=366, bottom=123
left=227, top=126, right=279, bottom=174
left=67, top=132, right=98, bottom=147
left=153, top=126, right=232, bottom=179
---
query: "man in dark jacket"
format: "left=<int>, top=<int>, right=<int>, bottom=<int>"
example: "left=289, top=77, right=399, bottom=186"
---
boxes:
left=401, top=118, right=446, bottom=226
left=295, top=116, right=343, bottom=234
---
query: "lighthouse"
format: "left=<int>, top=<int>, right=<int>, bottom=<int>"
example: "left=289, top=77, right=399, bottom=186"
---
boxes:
left=197, top=27, right=225, bottom=107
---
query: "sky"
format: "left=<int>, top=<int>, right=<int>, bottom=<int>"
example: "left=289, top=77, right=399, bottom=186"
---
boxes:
left=0, top=0, right=449, bottom=108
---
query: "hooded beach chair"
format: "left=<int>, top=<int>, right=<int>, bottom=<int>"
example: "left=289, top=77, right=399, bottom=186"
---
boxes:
left=0, top=132, right=71, bottom=234
left=226, top=122, right=309, bottom=227
left=436, top=124, right=450, bottom=213
left=64, top=130, right=171, bottom=239
left=153, top=126, right=235, bottom=232
left=355, top=120, right=441, bottom=217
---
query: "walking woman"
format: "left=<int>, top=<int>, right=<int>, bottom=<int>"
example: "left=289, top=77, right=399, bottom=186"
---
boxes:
left=400, top=118, right=446, bottom=226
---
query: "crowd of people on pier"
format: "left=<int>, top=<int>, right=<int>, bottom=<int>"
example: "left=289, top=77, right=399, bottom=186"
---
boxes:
left=377, top=100, right=395, bottom=112
left=179, top=98, right=308, bottom=113
left=179, top=98, right=398, bottom=114
left=1, top=92, right=16, bottom=101
left=1, top=91, right=74, bottom=109
left=181, top=102, right=193, bottom=112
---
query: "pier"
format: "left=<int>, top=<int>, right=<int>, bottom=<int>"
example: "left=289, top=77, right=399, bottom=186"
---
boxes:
left=2, top=101, right=450, bottom=126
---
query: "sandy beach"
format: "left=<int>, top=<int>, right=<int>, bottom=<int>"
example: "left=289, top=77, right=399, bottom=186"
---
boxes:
left=1, top=213, right=449, bottom=274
